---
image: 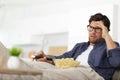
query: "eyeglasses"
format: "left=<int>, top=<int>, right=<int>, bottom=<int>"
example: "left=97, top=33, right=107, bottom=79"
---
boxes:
left=87, top=25, right=102, bottom=33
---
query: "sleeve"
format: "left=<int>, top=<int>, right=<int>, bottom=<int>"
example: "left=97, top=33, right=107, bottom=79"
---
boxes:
left=107, top=42, right=120, bottom=67
left=51, top=43, right=81, bottom=59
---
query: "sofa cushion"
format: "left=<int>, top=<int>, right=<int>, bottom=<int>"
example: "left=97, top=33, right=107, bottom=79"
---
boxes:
left=112, top=68, right=120, bottom=80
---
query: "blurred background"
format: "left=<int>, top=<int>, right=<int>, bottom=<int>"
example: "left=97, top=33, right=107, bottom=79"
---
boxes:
left=0, top=0, right=120, bottom=58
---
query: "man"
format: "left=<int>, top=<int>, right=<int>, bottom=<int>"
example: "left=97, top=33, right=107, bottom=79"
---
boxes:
left=33, top=13, right=120, bottom=80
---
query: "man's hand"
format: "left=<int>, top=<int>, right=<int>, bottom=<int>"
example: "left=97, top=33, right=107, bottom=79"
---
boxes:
left=99, top=21, right=109, bottom=39
left=32, top=50, right=53, bottom=64
left=99, top=21, right=117, bottom=49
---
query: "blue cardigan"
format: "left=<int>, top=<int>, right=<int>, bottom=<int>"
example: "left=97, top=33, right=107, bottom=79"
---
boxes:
left=53, top=40, right=120, bottom=80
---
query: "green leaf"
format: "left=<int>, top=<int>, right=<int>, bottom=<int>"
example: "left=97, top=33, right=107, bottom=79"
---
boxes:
left=9, top=47, right=22, bottom=56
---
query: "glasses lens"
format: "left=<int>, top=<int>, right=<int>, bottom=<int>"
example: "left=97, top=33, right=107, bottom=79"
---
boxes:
left=87, top=25, right=102, bottom=32
left=87, top=25, right=92, bottom=31
left=95, top=28, right=102, bottom=32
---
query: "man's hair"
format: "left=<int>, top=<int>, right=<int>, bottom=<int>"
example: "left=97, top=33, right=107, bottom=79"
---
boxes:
left=89, top=13, right=110, bottom=31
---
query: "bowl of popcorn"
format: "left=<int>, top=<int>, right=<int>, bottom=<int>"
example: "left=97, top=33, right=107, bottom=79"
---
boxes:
left=54, top=58, right=80, bottom=69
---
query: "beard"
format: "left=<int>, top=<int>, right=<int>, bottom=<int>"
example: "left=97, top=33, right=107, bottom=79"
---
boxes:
left=89, top=37, right=103, bottom=45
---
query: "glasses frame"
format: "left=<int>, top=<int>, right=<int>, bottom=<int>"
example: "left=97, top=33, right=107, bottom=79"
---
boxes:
left=87, top=25, right=102, bottom=33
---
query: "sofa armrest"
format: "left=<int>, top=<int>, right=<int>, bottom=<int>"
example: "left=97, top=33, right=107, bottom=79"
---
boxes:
left=112, top=68, right=120, bottom=80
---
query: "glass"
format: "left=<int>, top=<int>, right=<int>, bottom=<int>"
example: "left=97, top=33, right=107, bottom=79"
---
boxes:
left=87, top=25, right=102, bottom=33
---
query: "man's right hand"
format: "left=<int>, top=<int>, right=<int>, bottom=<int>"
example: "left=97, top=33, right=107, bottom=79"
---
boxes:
left=32, top=50, right=53, bottom=64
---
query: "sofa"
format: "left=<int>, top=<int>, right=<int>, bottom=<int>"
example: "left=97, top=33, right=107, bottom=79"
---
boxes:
left=112, top=68, right=120, bottom=80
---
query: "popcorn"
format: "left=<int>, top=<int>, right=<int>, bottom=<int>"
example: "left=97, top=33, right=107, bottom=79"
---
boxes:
left=54, top=58, right=80, bottom=69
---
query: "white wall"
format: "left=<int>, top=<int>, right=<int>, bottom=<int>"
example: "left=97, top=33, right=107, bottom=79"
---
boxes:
left=0, top=0, right=70, bottom=46
left=0, top=0, right=120, bottom=48
left=115, top=0, right=120, bottom=42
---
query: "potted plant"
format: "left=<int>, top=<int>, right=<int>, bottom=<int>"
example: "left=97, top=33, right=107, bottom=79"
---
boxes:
left=7, top=47, right=22, bottom=69
left=9, top=47, right=22, bottom=57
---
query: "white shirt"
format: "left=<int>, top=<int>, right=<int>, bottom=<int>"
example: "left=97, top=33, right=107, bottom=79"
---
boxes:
left=76, top=45, right=93, bottom=66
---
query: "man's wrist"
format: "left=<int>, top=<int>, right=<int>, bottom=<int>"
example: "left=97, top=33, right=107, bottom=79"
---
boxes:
left=103, top=33, right=110, bottom=40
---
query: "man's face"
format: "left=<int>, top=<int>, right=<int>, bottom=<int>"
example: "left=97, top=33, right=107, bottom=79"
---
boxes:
left=88, top=21, right=103, bottom=45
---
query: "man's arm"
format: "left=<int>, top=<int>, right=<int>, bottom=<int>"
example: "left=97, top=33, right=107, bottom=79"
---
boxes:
left=100, top=22, right=120, bottom=67
left=99, top=21, right=117, bottom=50
left=104, top=33, right=117, bottom=50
